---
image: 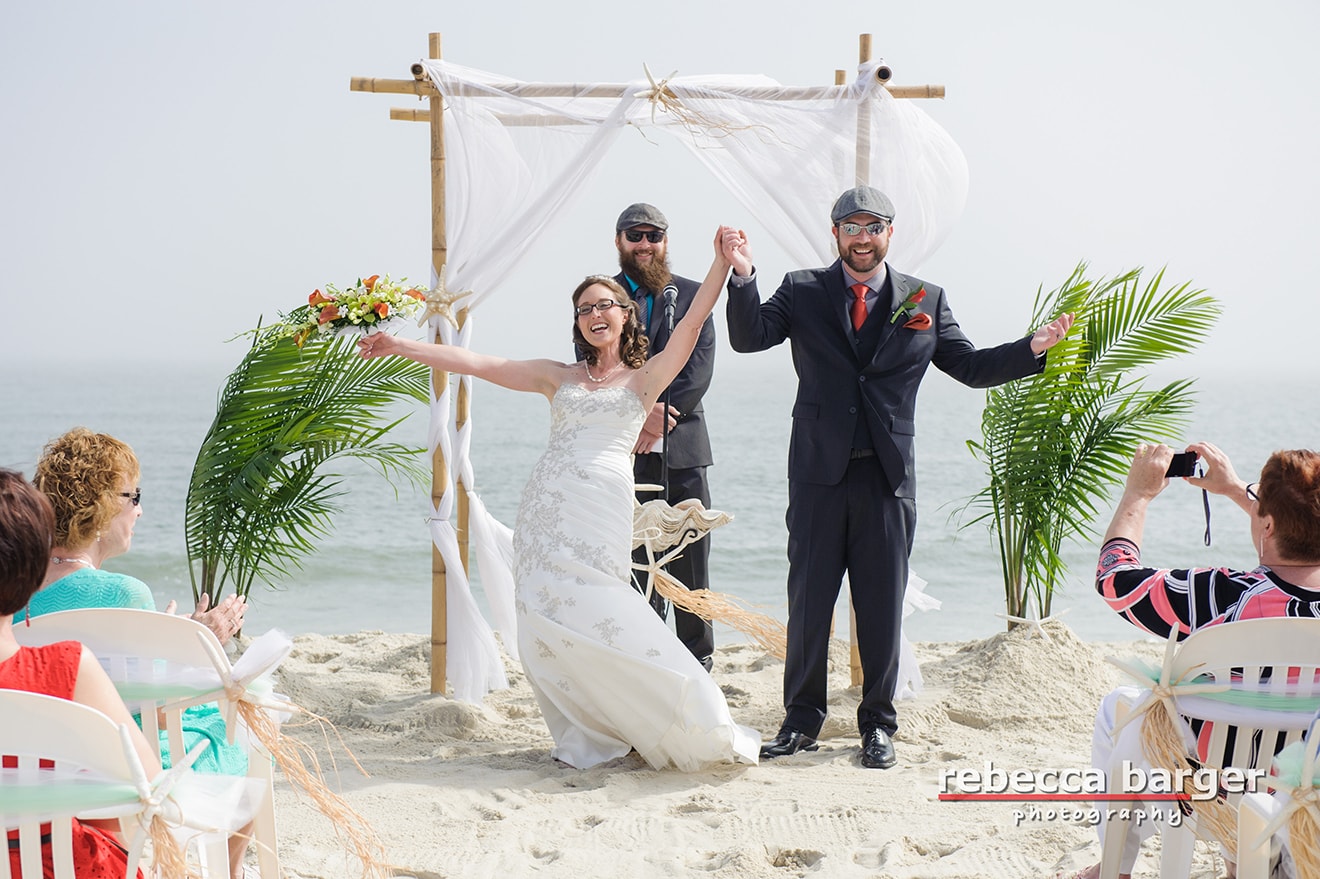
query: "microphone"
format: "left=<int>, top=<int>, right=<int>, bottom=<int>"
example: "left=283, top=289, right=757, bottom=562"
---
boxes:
left=662, top=283, right=678, bottom=331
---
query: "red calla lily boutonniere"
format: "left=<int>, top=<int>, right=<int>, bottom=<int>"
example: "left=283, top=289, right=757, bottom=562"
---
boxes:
left=891, top=286, right=928, bottom=328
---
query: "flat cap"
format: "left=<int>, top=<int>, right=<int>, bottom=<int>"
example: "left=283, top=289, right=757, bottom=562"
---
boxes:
left=615, top=203, right=669, bottom=232
left=830, top=186, right=895, bottom=223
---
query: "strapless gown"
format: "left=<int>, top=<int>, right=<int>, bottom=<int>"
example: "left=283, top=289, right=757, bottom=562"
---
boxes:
left=512, top=382, right=760, bottom=770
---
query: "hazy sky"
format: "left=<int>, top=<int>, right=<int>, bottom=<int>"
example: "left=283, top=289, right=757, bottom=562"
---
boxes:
left=3, top=0, right=1317, bottom=380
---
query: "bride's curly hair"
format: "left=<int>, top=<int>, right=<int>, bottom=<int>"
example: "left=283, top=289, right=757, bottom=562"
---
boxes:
left=571, top=275, right=649, bottom=369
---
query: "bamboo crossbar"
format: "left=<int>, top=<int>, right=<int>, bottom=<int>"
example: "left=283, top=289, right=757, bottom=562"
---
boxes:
left=353, top=76, right=944, bottom=101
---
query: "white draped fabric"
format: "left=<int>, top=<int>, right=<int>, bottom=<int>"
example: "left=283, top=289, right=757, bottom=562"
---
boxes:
left=414, top=58, right=965, bottom=702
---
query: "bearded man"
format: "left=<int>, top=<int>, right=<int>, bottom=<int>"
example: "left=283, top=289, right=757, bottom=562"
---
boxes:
left=607, top=202, right=718, bottom=672
left=722, top=186, right=1073, bottom=768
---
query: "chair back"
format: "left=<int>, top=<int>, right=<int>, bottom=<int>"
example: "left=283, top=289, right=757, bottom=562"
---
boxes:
left=0, top=690, right=146, bottom=879
left=1171, top=617, right=1320, bottom=770
left=15, top=609, right=281, bottom=878
left=17, top=608, right=228, bottom=766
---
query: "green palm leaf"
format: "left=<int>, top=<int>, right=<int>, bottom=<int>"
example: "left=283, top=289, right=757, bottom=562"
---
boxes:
left=960, top=264, right=1221, bottom=625
left=185, top=329, right=431, bottom=603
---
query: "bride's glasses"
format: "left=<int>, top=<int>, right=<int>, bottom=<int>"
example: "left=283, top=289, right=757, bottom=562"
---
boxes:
left=574, top=299, right=625, bottom=316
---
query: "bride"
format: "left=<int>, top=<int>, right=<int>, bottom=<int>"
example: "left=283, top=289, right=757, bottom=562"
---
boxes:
left=359, top=226, right=759, bottom=770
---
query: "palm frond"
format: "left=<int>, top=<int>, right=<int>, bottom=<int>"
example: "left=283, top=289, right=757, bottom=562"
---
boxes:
left=960, top=265, right=1220, bottom=625
left=185, top=331, right=431, bottom=602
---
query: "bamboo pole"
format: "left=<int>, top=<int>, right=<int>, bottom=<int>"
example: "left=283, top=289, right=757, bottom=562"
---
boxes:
left=847, top=34, right=874, bottom=689
left=426, top=31, right=449, bottom=695
left=353, top=77, right=943, bottom=101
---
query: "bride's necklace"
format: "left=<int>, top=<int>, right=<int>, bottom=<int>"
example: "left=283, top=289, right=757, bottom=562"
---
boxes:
left=585, top=360, right=623, bottom=383
left=51, top=554, right=95, bottom=569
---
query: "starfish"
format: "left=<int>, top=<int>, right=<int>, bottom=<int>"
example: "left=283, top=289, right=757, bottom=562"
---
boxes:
left=634, top=62, right=680, bottom=125
left=994, top=605, right=1071, bottom=642
left=417, top=263, right=467, bottom=329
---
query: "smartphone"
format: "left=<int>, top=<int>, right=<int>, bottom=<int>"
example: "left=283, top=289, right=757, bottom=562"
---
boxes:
left=1165, top=451, right=1199, bottom=478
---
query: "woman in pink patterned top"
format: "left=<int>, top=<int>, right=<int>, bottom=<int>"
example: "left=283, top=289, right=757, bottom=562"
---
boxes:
left=1096, top=442, right=1320, bottom=637
left=1076, top=442, right=1320, bottom=879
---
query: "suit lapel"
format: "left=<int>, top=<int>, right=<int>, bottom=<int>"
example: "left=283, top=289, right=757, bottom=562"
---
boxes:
left=824, top=262, right=860, bottom=357
left=870, top=267, right=909, bottom=360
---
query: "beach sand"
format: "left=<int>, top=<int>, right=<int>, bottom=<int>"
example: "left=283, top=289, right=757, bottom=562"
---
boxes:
left=261, top=625, right=1228, bottom=879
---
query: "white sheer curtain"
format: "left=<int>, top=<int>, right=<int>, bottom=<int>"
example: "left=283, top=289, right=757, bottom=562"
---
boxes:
left=415, top=58, right=965, bottom=702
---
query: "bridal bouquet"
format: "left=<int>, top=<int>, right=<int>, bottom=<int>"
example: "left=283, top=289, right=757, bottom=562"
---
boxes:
left=279, top=274, right=426, bottom=347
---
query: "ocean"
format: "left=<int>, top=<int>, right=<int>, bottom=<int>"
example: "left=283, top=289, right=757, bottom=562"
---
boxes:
left=1, top=356, right=1313, bottom=647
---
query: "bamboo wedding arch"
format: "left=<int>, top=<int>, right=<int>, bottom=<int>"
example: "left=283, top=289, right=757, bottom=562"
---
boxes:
left=350, top=32, right=956, bottom=697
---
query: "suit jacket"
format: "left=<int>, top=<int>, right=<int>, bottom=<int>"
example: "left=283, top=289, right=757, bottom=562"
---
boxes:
left=725, top=260, right=1041, bottom=497
left=614, top=271, right=716, bottom=470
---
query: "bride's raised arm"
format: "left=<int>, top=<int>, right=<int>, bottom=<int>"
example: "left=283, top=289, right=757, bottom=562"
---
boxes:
left=359, top=334, right=564, bottom=398
left=631, top=226, right=733, bottom=406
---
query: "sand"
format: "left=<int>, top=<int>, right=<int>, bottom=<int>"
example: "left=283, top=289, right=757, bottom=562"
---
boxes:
left=258, top=624, right=1232, bottom=879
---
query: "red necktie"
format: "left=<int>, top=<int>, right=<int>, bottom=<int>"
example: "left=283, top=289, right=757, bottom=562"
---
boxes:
left=849, top=283, right=869, bottom=331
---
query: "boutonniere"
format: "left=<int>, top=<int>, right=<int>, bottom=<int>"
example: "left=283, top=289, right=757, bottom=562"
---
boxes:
left=903, top=312, right=932, bottom=331
left=890, top=286, right=927, bottom=324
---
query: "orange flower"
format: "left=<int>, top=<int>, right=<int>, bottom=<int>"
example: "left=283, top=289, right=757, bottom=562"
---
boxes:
left=318, top=304, right=339, bottom=324
left=404, top=288, right=425, bottom=301
left=293, top=328, right=310, bottom=348
left=903, top=312, right=932, bottom=331
left=308, top=289, right=334, bottom=307
left=374, top=302, right=390, bottom=319
left=363, top=274, right=380, bottom=292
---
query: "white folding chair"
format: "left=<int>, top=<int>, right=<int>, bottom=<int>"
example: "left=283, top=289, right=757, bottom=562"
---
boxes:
left=16, top=609, right=282, bottom=879
left=1101, top=618, right=1320, bottom=878
left=1237, top=712, right=1320, bottom=879
left=0, top=690, right=150, bottom=879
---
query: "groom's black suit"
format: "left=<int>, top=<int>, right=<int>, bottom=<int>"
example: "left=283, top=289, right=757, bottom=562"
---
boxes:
left=726, top=259, right=1041, bottom=737
left=616, top=271, right=717, bottom=664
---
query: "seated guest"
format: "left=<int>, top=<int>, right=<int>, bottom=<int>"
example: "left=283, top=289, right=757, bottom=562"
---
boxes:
left=1076, top=442, right=1320, bottom=879
left=25, top=428, right=255, bottom=878
left=1, top=467, right=163, bottom=879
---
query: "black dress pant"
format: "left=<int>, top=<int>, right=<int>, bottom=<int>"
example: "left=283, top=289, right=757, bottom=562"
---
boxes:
left=781, top=455, right=915, bottom=737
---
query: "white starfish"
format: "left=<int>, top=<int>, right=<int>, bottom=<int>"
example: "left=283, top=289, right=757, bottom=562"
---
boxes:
left=994, top=605, right=1070, bottom=642
left=417, top=263, right=467, bottom=329
left=634, top=62, right=679, bottom=124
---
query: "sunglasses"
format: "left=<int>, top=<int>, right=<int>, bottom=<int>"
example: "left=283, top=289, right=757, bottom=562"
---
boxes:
left=119, top=488, right=141, bottom=506
left=574, top=299, right=626, bottom=317
left=836, top=220, right=891, bottom=236
left=622, top=229, right=665, bottom=244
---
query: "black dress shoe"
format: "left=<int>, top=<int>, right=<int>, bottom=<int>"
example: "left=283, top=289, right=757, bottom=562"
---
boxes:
left=859, top=726, right=896, bottom=769
left=698, top=655, right=714, bottom=673
left=760, top=726, right=819, bottom=759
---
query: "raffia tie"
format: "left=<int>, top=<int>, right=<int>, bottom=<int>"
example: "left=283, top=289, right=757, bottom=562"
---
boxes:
left=1252, top=754, right=1320, bottom=879
left=418, top=263, right=467, bottom=329
left=631, top=496, right=786, bottom=658
left=1109, top=630, right=1238, bottom=857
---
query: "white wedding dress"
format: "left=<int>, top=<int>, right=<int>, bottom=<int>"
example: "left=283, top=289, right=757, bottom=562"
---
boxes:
left=513, top=382, right=761, bottom=770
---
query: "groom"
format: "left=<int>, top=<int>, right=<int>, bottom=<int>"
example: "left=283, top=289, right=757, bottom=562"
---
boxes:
left=611, top=203, right=719, bottom=671
left=722, top=186, right=1072, bottom=768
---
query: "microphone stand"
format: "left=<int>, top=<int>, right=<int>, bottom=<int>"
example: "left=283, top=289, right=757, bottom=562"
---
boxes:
left=661, top=285, right=677, bottom=503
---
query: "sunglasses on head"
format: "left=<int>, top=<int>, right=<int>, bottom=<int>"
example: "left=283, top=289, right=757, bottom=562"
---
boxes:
left=623, top=229, right=665, bottom=244
left=120, top=488, right=141, bottom=506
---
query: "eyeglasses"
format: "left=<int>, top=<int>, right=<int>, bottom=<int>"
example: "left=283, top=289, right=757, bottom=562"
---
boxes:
left=574, top=299, right=625, bottom=316
left=622, top=229, right=666, bottom=244
left=119, top=488, right=141, bottom=506
left=836, top=220, right=891, bottom=236
left=1246, top=482, right=1260, bottom=502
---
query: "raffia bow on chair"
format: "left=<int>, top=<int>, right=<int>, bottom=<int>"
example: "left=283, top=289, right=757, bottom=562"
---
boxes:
left=632, top=493, right=787, bottom=658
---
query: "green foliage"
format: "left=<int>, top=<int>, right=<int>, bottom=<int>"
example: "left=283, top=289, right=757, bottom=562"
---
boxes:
left=185, top=329, right=431, bottom=604
left=960, top=264, right=1221, bottom=626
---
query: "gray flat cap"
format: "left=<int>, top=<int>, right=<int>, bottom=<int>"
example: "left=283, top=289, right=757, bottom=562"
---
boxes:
left=830, top=186, right=895, bottom=223
left=616, top=203, right=669, bottom=232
